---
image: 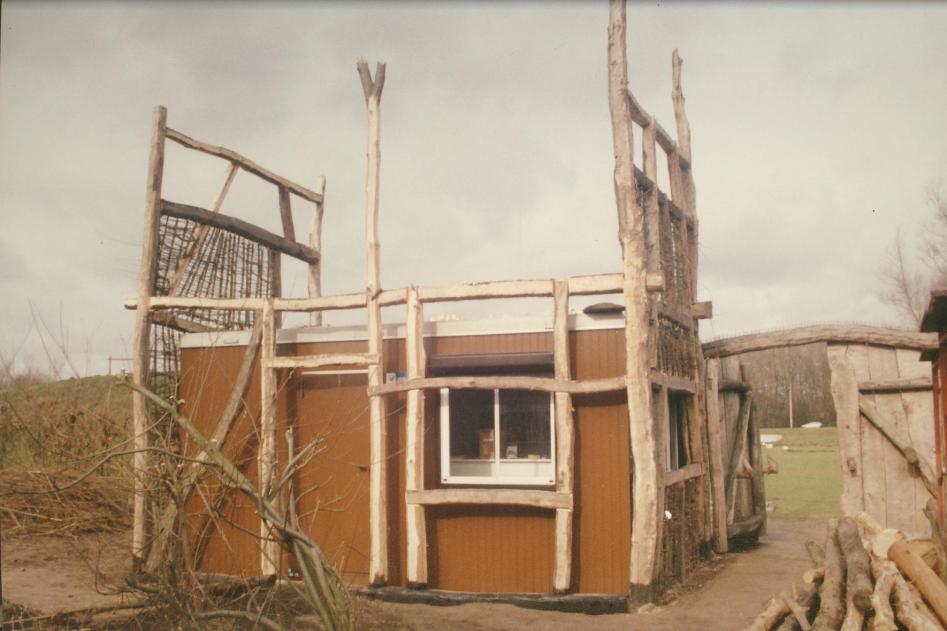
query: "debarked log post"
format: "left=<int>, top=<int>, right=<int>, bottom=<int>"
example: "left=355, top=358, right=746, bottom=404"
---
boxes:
left=607, top=0, right=659, bottom=599
left=357, top=55, right=388, bottom=587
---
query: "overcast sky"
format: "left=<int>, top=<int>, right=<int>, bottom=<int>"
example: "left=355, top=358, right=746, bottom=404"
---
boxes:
left=1, top=1, right=946, bottom=376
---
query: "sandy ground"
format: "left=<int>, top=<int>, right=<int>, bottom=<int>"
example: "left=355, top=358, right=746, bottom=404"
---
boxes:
left=2, top=518, right=824, bottom=629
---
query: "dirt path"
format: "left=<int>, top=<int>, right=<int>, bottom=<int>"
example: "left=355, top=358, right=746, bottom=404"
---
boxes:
left=1, top=518, right=824, bottom=629
left=355, top=517, right=825, bottom=630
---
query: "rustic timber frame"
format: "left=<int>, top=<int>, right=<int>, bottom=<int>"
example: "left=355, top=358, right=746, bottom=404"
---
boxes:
left=130, top=2, right=711, bottom=601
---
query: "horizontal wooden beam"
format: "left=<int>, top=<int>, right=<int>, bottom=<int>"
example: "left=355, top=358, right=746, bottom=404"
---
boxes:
left=161, top=200, right=319, bottom=264
left=658, top=302, right=694, bottom=330
left=719, top=379, right=751, bottom=393
left=369, top=375, right=626, bottom=397
left=266, top=353, right=378, bottom=369
left=727, top=510, right=765, bottom=539
left=568, top=273, right=623, bottom=295
left=651, top=371, right=698, bottom=394
left=126, top=292, right=369, bottom=313
left=703, top=324, right=937, bottom=358
left=150, top=310, right=222, bottom=333
left=407, top=489, right=572, bottom=510
left=692, top=301, right=713, bottom=320
left=662, top=462, right=703, bottom=487
left=165, top=127, right=324, bottom=204
left=858, top=377, right=932, bottom=394
left=419, top=279, right=554, bottom=303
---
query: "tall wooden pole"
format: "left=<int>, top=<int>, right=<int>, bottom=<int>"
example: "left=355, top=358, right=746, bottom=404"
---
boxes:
left=357, top=56, right=388, bottom=586
left=131, top=104, right=167, bottom=568
left=607, top=0, right=660, bottom=600
left=309, top=176, right=326, bottom=326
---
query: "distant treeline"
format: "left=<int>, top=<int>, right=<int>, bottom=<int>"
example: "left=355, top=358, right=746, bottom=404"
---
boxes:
left=732, top=342, right=836, bottom=428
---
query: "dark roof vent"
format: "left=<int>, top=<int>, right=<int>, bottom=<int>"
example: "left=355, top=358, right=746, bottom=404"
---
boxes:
left=583, top=302, right=624, bottom=316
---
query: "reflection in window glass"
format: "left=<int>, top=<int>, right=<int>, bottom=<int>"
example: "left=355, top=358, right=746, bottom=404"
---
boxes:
left=448, top=389, right=494, bottom=460
left=499, top=390, right=551, bottom=460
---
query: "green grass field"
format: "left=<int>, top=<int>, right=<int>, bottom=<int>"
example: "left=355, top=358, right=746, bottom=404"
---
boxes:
left=760, top=427, right=842, bottom=519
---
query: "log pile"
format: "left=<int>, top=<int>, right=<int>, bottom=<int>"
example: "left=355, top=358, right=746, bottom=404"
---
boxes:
left=747, top=515, right=947, bottom=631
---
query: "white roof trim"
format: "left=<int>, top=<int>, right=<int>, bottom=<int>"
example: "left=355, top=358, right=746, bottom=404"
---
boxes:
left=178, top=312, right=625, bottom=349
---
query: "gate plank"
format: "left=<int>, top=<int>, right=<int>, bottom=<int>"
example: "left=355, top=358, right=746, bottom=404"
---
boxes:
left=866, top=345, right=916, bottom=534
left=827, top=344, right=865, bottom=515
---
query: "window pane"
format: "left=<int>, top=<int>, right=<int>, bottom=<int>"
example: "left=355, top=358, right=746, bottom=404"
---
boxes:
left=498, top=390, right=551, bottom=460
left=448, top=389, right=495, bottom=461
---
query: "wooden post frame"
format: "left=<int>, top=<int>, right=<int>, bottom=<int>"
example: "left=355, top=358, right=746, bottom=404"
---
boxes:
left=405, top=287, right=428, bottom=587
left=705, top=359, right=729, bottom=553
left=607, top=0, right=660, bottom=599
left=309, top=175, right=326, bottom=326
left=259, top=299, right=279, bottom=576
left=131, top=104, right=167, bottom=568
left=553, top=279, right=576, bottom=593
left=357, top=56, right=389, bottom=587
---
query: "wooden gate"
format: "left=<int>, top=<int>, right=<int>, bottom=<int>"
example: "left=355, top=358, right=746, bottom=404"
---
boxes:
left=706, top=356, right=766, bottom=551
left=827, top=342, right=936, bottom=538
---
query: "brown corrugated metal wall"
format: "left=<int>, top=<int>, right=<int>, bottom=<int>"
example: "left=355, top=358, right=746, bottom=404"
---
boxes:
left=178, top=326, right=632, bottom=594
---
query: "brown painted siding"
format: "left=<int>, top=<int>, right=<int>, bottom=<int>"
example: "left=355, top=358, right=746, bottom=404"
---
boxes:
left=178, top=326, right=632, bottom=594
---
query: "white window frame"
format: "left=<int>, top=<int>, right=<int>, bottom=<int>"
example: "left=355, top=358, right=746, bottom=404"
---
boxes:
left=439, top=387, right=556, bottom=486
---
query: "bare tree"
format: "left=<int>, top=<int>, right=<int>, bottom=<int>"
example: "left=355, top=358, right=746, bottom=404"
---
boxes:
left=879, top=182, right=947, bottom=327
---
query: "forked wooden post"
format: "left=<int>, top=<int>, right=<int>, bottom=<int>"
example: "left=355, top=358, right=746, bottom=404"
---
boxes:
left=607, top=0, right=660, bottom=599
left=309, top=175, right=326, bottom=326
left=259, top=299, right=279, bottom=576
left=357, top=56, right=389, bottom=586
left=553, top=279, right=576, bottom=593
left=131, top=104, right=167, bottom=568
left=405, top=286, right=428, bottom=587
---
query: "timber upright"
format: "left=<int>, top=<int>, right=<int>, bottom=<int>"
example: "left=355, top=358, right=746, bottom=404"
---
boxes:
left=128, top=0, right=718, bottom=610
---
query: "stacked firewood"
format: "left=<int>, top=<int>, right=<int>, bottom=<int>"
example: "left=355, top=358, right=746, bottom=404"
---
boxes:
left=748, top=514, right=947, bottom=630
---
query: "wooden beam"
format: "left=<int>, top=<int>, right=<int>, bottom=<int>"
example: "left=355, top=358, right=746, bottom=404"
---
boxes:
left=357, top=55, right=388, bottom=587
left=406, top=489, right=572, bottom=510
left=308, top=176, right=326, bottom=326
left=651, top=372, right=698, bottom=394
left=642, top=115, right=662, bottom=279
left=568, top=273, right=622, bottom=295
left=858, top=377, right=932, bottom=394
left=705, top=360, right=729, bottom=553
left=131, top=104, right=167, bottom=568
left=404, top=286, right=428, bottom=588
left=691, top=301, right=713, bottom=320
left=368, top=375, right=627, bottom=397
left=160, top=200, right=319, bottom=264
left=827, top=346, right=866, bottom=516
left=662, top=462, right=703, bottom=487
left=725, top=391, right=752, bottom=518
left=269, top=249, right=281, bottom=328
left=608, top=0, right=660, bottom=597
left=671, top=50, right=691, bottom=167
left=259, top=299, right=279, bottom=576
left=553, top=279, right=575, bottom=594
left=727, top=510, right=765, bottom=539
left=277, top=185, right=295, bottom=242
left=265, top=353, right=378, bottom=369
left=419, top=279, right=554, bottom=302
left=126, top=292, right=368, bottom=313
left=718, top=379, right=751, bottom=393
left=166, top=162, right=238, bottom=295
left=703, top=325, right=937, bottom=358
left=165, top=126, right=324, bottom=204
left=859, top=400, right=937, bottom=497
left=149, top=310, right=222, bottom=334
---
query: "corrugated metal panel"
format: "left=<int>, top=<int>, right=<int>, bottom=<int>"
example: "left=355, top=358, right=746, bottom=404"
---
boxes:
left=179, top=345, right=263, bottom=576
left=571, top=328, right=631, bottom=594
